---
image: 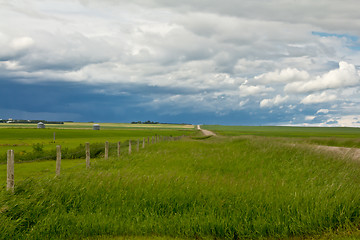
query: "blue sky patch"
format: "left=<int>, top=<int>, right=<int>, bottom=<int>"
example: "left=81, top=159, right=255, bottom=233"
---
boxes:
left=312, top=31, right=360, bottom=51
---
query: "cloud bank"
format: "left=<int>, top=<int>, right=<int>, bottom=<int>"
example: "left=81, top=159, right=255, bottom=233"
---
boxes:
left=0, top=0, right=360, bottom=126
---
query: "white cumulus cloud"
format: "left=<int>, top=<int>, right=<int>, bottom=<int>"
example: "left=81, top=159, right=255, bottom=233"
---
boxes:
left=239, top=99, right=249, bottom=107
left=316, top=109, right=329, bottom=114
left=301, top=91, right=337, bottom=104
left=260, top=95, right=289, bottom=108
left=285, top=62, right=360, bottom=93
left=10, top=37, right=34, bottom=51
left=305, top=115, right=316, bottom=121
left=238, top=84, right=274, bottom=97
left=254, top=68, right=309, bottom=84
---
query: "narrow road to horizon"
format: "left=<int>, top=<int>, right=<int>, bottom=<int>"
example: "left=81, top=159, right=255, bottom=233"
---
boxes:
left=197, top=125, right=216, bottom=136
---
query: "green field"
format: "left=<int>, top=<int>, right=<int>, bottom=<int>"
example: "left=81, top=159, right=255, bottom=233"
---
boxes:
left=1, top=125, right=360, bottom=239
left=0, top=124, right=195, bottom=164
left=0, top=122, right=194, bottom=130
left=203, top=125, right=360, bottom=148
left=202, top=125, right=360, bottom=138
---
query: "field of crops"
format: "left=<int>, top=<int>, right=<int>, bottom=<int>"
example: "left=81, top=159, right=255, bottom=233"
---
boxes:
left=1, top=124, right=360, bottom=239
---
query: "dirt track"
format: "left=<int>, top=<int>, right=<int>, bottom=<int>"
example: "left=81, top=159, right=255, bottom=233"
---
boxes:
left=195, top=125, right=359, bottom=161
left=197, top=125, right=216, bottom=136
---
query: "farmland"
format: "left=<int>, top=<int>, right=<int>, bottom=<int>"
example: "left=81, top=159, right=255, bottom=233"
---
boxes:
left=1, top=124, right=360, bottom=239
left=202, top=125, right=360, bottom=138
left=0, top=123, right=194, bottom=164
left=203, top=125, right=360, bottom=148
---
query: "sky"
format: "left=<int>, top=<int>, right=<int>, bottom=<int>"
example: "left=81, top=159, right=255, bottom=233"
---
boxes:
left=1, top=0, right=360, bottom=126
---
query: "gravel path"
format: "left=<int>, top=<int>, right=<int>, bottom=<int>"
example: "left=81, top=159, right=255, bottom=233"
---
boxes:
left=197, top=125, right=216, bottom=136
left=195, top=125, right=359, bottom=161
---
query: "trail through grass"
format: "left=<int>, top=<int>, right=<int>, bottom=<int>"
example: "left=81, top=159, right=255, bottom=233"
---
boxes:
left=203, top=125, right=360, bottom=148
left=203, top=125, right=360, bottom=137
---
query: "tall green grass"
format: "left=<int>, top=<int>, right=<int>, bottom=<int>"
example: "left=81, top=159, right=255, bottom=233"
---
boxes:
left=0, top=128, right=193, bottom=163
left=203, top=125, right=360, bottom=138
left=0, top=159, right=87, bottom=185
left=203, top=125, right=360, bottom=148
left=1, top=137, right=360, bottom=239
left=0, top=128, right=192, bottom=145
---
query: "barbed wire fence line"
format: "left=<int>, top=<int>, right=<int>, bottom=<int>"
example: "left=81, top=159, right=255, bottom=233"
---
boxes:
left=2, top=135, right=185, bottom=192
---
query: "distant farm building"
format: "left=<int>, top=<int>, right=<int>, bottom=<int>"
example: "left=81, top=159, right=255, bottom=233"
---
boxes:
left=93, top=124, right=100, bottom=130
left=37, top=122, right=45, bottom=129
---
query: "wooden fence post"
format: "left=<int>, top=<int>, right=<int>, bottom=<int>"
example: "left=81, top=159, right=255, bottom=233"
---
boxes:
left=129, top=140, right=132, bottom=154
left=137, top=139, right=140, bottom=152
left=147, top=136, right=150, bottom=144
left=7, top=150, right=14, bottom=192
left=105, top=141, right=109, bottom=160
left=117, top=141, right=121, bottom=157
left=142, top=138, right=145, bottom=148
left=86, top=142, right=90, bottom=169
left=56, top=145, right=61, bottom=176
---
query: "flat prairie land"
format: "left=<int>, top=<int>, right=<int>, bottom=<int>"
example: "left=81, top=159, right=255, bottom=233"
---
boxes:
left=202, top=125, right=360, bottom=138
left=203, top=125, right=360, bottom=148
left=0, top=122, right=194, bottom=130
left=1, top=125, right=360, bottom=239
left=0, top=125, right=195, bottom=162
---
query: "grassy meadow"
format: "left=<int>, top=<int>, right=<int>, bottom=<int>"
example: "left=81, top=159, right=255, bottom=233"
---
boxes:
left=202, top=125, right=360, bottom=138
left=1, top=124, right=360, bottom=239
left=0, top=122, right=194, bottom=130
left=203, top=125, right=360, bottom=148
left=0, top=123, right=194, bottom=164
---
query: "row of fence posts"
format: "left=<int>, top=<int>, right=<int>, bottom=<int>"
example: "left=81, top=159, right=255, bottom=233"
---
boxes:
left=6, top=135, right=184, bottom=192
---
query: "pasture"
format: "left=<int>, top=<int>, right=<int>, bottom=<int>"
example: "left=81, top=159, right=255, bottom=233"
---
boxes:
left=203, top=125, right=360, bottom=148
left=0, top=123, right=194, bottom=164
left=0, top=122, right=194, bottom=130
left=1, top=124, right=360, bottom=239
left=202, top=125, right=360, bottom=138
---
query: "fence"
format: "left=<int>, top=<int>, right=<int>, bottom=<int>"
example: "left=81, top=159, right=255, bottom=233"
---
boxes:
left=4, top=135, right=184, bottom=192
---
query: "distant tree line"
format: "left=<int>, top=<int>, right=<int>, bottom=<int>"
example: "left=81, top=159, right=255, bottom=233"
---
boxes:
left=131, top=121, right=190, bottom=125
left=131, top=120, right=159, bottom=124
left=0, top=119, right=64, bottom=124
